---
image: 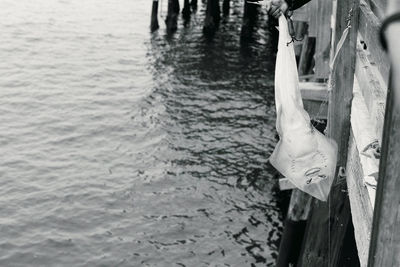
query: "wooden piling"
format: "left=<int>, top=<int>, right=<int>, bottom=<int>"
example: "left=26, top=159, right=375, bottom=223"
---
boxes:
left=297, top=0, right=360, bottom=266
left=240, top=1, right=258, bottom=41
left=191, top=0, right=198, bottom=12
left=165, top=0, right=180, bottom=33
left=367, top=1, right=400, bottom=265
left=223, top=0, right=230, bottom=17
left=203, top=0, right=221, bottom=36
left=277, top=189, right=312, bottom=267
left=367, top=69, right=400, bottom=267
left=150, top=0, right=159, bottom=32
left=182, top=0, right=191, bottom=21
left=314, top=0, right=332, bottom=79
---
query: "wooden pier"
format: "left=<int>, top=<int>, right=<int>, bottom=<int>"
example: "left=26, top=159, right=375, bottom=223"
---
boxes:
left=149, top=0, right=400, bottom=265
left=278, top=0, right=400, bottom=266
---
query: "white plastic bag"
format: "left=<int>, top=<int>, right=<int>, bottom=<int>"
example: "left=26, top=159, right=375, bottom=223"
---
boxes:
left=269, top=16, right=338, bottom=201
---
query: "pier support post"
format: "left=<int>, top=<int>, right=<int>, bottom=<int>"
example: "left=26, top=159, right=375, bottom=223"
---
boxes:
left=182, top=0, right=191, bottom=21
left=166, top=0, right=180, bottom=33
left=277, top=189, right=312, bottom=267
left=203, top=0, right=221, bottom=36
left=191, top=0, right=198, bottom=12
left=223, top=0, right=230, bottom=17
left=151, top=0, right=159, bottom=32
left=297, top=0, right=360, bottom=266
left=368, top=2, right=400, bottom=266
left=241, top=0, right=258, bottom=41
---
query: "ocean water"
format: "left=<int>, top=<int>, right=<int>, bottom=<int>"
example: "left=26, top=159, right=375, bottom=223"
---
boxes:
left=0, top=0, right=282, bottom=266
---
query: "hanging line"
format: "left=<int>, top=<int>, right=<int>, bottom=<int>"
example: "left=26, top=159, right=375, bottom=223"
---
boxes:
left=327, top=7, right=354, bottom=92
left=312, top=6, right=355, bottom=122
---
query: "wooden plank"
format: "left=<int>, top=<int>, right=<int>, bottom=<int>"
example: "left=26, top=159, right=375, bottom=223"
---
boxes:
left=287, top=189, right=312, bottom=221
left=355, top=41, right=387, bottom=141
left=300, top=82, right=328, bottom=101
left=279, top=178, right=296, bottom=190
left=292, top=4, right=310, bottom=22
left=358, top=0, right=390, bottom=82
left=368, top=0, right=400, bottom=263
left=351, top=77, right=379, bottom=205
left=308, top=0, right=318, bottom=37
left=368, top=0, right=387, bottom=19
left=297, top=0, right=360, bottom=265
left=346, top=131, right=373, bottom=267
left=315, top=0, right=332, bottom=79
left=368, top=77, right=400, bottom=267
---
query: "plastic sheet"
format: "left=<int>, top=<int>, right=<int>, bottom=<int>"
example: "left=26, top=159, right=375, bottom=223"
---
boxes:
left=269, top=16, right=338, bottom=201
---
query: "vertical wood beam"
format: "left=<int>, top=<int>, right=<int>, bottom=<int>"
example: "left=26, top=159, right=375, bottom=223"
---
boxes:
left=368, top=1, right=400, bottom=266
left=151, top=0, right=159, bottom=32
left=315, top=0, right=333, bottom=79
left=223, top=0, right=230, bottom=17
left=203, top=0, right=221, bottom=36
left=191, top=0, right=198, bottom=12
left=166, top=0, right=180, bottom=33
left=298, top=0, right=360, bottom=266
left=182, top=0, right=191, bottom=21
left=240, top=1, right=258, bottom=41
left=277, top=189, right=312, bottom=267
left=367, top=74, right=400, bottom=267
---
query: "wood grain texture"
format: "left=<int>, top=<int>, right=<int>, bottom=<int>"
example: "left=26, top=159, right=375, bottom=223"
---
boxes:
left=300, top=82, right=329, bottom=101
left=315, top=0, right=332, bottom=79
left=358, top=1, right=390, bottom=82
left=308, top=0, right=318, bottom=37
left=346, top=131, right=373, bottom=267
left=368, top=0, right=387, bottom=19
left=368, top=64, right=400, bottom=266
left=351, top=78, right=379, bottom=206
left=355, top=41, right=387, bottom=141
left=287, top=189, right=312, bottom=221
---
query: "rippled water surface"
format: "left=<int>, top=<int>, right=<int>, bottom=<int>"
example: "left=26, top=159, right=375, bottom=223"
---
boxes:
left=0, top=0, right=282, bottom=266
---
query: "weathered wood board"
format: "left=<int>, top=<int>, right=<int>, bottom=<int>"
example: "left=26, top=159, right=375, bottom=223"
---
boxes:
left=358, top=1, right=390, bottom=82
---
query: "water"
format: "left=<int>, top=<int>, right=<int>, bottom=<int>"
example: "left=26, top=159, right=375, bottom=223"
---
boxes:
left=0, top=0, right=282, bottom=266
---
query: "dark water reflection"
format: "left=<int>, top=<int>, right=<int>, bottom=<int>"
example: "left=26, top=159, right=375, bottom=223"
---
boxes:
left=0, top=0, right=282, bottom=266
left=144, top=2, right=282, bottom=266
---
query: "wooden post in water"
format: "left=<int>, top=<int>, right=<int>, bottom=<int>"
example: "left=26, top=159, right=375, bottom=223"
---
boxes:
left=277, top=189, right=312, bottom=266
left=151, top=0, right=159, bottom=32
left=314, top=0, right=333, bottom=80
left=240, top=0, right=258, bottom=41
left=368, top=1, right=400, bottom=266
left=191, top=0, right=198, bottom=12
left=165, top=0, right=180, bottom=33
left=182, top=0, right=191, bottom=21
left=203, top=0, right=220, bottom=36
left=297, top=0, right=360, bottom=266
left=223, top=0, right=230, bottom=17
